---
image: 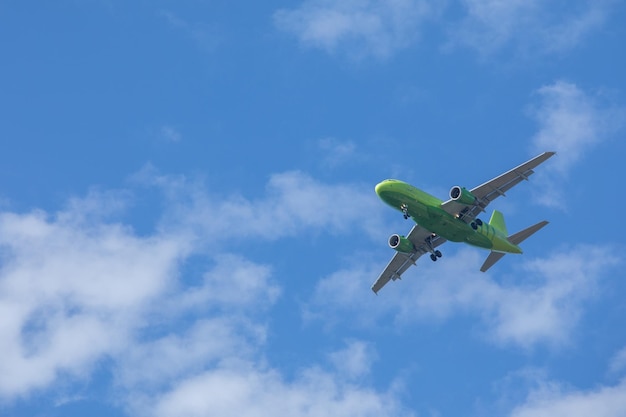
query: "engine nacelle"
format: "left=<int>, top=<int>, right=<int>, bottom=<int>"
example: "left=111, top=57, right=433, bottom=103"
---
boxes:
left=450, top=186, right=477, bottom=205
left=388, top=234, right=415, bottom=253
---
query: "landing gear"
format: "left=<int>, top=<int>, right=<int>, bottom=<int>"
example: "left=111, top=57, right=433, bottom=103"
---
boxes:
left=471, top=218, right=483, bottom=230
left=429, top=250, right=443, bottom=262
left=400, top=203, right=410, bottom=219
left=425, top=235, right=443, bottom=262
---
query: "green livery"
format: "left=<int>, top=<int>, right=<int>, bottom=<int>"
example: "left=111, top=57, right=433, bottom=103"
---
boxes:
left=376, top=181, right=521, bottom=254
left=488, top=210, right=508, bottom=235
left=371, top=152, right=555, bottom=294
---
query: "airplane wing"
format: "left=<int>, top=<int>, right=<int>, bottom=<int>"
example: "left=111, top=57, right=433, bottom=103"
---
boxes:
left=371, top=152, right=555, bottom=294
left=441, top=151, right=555, bottom=221
left=371, top=226, right=446, bottom=294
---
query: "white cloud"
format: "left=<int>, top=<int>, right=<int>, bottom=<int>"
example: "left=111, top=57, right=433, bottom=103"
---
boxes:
left=135, top=167, right=387, bottom=242
left=318, top=137, right=357, bottom=167
left=510, top=378, right=626, bottom=417
left=113, top=255, right=279, bottom=394
left=59, top=188, right=132, bottom=223
left=329, top=340, right=377, bottom=381
left=531, top=81, right=624, bottom=173
left=115, top=318, right=266, bottom=391
left=529, top=81, right=626, bottom=207
left=451, top=0, right=612, bottom=57
left=274, top=0, right=440, bottom=59
left=453, top=0, right=541, bottom=53
left=609, top=347, right=626, bottom=376
left=112, top=276, right=402, bottom=417
left=160, top=125, right=182, bottom=143
left=159, top=10, right=219, bottom=52
left=172, top=254, right=280, bottom=312
left=0, top=170, right=410, bottom=417
left=149, top=362, right=412, bottom=417
left=540, top=4, right=609, bottom=54
left=0, top=206, right=189, bottom=399
left=308, top=245, right=619, bottom=349
left=14, top=165, right=619, bottom=415
left=276, top=0, right=616, bottom=59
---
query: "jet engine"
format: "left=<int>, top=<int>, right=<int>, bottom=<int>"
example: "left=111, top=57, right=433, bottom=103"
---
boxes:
left=388, top=234, right=415, bottom=253
left=450, top=186, right=477, bottom=205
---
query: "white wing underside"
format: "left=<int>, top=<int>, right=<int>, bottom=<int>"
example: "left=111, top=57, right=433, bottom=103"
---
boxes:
left=371, top=151, right=555, bottom=293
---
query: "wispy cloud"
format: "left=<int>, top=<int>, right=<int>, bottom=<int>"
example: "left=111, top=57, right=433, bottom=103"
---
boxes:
left=0, top=205, right=190, bottom=399
left=159, top=10, right=219, bottom=52
left=5, top=164, right=617, bottom=413
left=450, top=0, right=613, bottom=57
left=608, top=346, right=626, bottom=376
left=307, top=245, right=619, bottom=349
left=328, top=340, right=378, bottom=381
left=318, top=137, right=357, bottom=167
left=148, top=360, right=412, bottom=417
left=510, top=377, right=626, bottom=417
left=160, top=125, right=182, bottom=143
left=528, top=81, right=625, bottom=207
left=134, top=167, right=387, bottom=242
left=530, top=81, right=624, bottom=173
left=274, top=0, right=440, bottom=59
left=0, top=169, right=401, bottom=415
left=115, top=318, right=265, bottom=392
left=275, top=0, right=616, bottom=60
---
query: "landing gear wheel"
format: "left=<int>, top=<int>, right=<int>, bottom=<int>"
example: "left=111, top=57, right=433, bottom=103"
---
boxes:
left=400, top=203, right=410, bottom=220
left=435, top=250, right=442, bottom=258
left=471, top=222, right=478, bottom=230
left=476, top=218, right=483, bottom=226
left=430, top=253, right=437, bottom=262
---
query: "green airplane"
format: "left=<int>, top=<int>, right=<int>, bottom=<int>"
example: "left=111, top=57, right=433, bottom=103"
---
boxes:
left=372, top=151, right=555, bottom=294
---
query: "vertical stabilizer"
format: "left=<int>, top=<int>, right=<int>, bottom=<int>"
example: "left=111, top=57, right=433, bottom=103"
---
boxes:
left=488, top=210, right=508, bottom=235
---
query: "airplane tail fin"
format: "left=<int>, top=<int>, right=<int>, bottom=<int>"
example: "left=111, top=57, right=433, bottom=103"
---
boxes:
left=488, top=210, right=508, bottom=235
left=480, top=220, right=549, bottom=272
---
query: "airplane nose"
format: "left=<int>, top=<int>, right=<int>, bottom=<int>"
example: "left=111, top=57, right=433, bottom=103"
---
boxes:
left=375, top=180, right=392, bottom=197
left=375, top=181, right=386, bottom=196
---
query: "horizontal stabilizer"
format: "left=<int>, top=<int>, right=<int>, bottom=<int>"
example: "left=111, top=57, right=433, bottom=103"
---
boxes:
left=508, top=220, right=549, bottom=245
left=480, top=220, right=549, bottom=272
left=480, top=251, right=506, bottom=272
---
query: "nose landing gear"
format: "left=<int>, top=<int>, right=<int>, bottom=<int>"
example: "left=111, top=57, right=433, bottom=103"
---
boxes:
left=400, top=203, right=410, bottom=219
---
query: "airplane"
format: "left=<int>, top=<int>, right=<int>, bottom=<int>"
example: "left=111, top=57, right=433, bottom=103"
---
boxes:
left=371, top=151, right=555, bottom=294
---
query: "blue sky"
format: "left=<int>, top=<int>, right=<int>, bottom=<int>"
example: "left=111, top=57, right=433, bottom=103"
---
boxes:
left=1, top=1, right=626, bottom=416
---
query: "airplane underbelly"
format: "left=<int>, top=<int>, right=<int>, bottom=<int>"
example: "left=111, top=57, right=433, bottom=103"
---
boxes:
left=419, top=207, right=493, bottom=248
left=464, top=234, right=493, bottom=249
left=419, top=209, right=470, bottom=243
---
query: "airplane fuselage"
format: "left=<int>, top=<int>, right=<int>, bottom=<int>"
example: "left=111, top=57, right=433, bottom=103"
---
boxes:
left=375, top=179, right=522, bottom=254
